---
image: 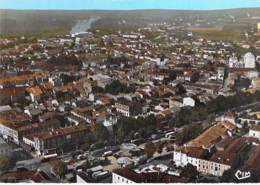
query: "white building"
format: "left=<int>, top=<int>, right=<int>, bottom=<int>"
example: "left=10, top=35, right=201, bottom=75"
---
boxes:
left=228, top=56, right=241, bottom=68
left=173, top=148, right=230, bottom=177
left=229, top=52, right=256, bottom=69
left=183, top=97, right=195, bottom=107
left=112, top=171, right=136, bottom=183
left=249, top=125, right=260, bottom=140
left=244, top=52, right=256, bottom=68
left=0, top=123, right=20, bottom=144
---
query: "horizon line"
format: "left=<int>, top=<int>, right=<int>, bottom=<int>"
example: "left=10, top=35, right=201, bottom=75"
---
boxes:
left=1, top=6, right=260, bottom=11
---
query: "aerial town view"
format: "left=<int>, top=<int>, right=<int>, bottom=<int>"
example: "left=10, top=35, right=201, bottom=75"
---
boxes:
left=0, top=0, right=260, bottom=183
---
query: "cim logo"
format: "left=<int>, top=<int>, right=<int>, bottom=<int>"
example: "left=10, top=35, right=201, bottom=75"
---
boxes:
left=235, top=170, right=251, bottom=180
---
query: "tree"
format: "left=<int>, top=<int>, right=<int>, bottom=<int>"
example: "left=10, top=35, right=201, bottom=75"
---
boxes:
left=92, top=86, right=104, bottom=94
left=113, top=115, right=157, bottom=143
left=0, top=155, right=16, bottom=173
left=84, top=159, right=92, bottom=169
left=60, top=74, right=78, bottom=84
left=181, top=163, right=199, bottom=179
left=221, top=168, right=235, bottom=182
left=94, top=124, right=110, bottom=146
left=175, top=124, right=203, bottom=145
left=50, top=160, right=68, bottom=179
left=144, top=142, right=156, bottom=158
left=157, top=142, right=164, bottom=154
left=86, top=132, right=96, bottom=145
left=105, top=80, right=134, bottom=95
left=175, top=84, right=186, bottom=95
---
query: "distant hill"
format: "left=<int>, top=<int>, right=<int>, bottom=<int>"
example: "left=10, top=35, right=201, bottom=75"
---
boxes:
left=0, top=8, right=260, bottom=35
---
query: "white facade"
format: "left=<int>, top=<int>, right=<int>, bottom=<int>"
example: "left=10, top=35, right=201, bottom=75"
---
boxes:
left=229, top=56, right=240, bottom=68
left=229, top=53, right=256, bottom=69
left=155, top=58, right=167, bottom=66
left=183, top=97, right=195, bottom=107
left=0, top=124, right=19, bottom=144
left=249, top=129, right=260, bottom=140
left=244, top=52, right=256, bottom=68
left=173, top=150, right=230, bottom=177
left=112, top=172, right=135, bottom=183
left=76, top=173, right=89, bottom=183
left=115, top=103, right=130, bottom=117
left=23, top=136, right=35, bottom=147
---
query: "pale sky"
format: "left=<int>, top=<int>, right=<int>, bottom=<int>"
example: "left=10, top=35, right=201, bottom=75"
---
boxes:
left=0, top=0, right=260, bottom=10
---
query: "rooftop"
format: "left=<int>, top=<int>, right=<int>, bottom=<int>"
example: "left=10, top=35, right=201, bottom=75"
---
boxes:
left=187, top=121, right=235, bottom=149
left=250, top=124, right=260, bottom=132
left=25, top=124, right=92, bottom=140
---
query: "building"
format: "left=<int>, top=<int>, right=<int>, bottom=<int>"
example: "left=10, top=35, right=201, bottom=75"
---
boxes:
left=0, top=170, right=51, bottom=183
left=243, top=142, right=260, bottom=174
left=173, top=146, right=231, bottom=177
left=113, top=168, right=141, bottom=183
left=228, top=52, right=256, bottom=69
left=183, top=83, right=221, bottom=95
left=112, top=165, right=189, bottom=183
left=21, top=119, right=61, bottom=138
left=0, top=87, right=26, bottom=106
left=243, top=52, right=256, bottom=68
left=174, top=136, right=257, bottom=177
left=76, top=171, right=92, bottom=183
left=89, top=74, right=112, bottom=88
left=209, top=137, right=256, bottom=172
left=187, top=121, right=236, bottom=151
left=257, top=23, right=260, bottom=33
left=0, top=109, right=31, bottom=144
left=0, top=71, right=48, bottom=87
left=23, top=124, right=92, bottom=156
left=115, top=98, right=142, bottom=117
left=249, top=125, right=260, bottom=140
left=0, top=109, right=60, bottom=145
left=25, top=86, right=43, bottom=102
left=182, top=97, right=195, bottom=107
left=228, top=55, right=242, bottom=68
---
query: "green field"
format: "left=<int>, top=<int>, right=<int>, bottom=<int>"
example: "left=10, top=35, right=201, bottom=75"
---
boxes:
left=0, top=27, right=69, bottom=39
left=191, top=28, right=242, bottom=41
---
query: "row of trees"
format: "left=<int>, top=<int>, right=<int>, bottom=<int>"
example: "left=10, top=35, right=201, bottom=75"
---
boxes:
left=175, top=124, right=203, bottom=145
left=84, top=114, right=158, bottom=149
left=113, top=115, right=157, bottom=143
left=48, top=55, right=83, bottom=70
left=143, top=141, right=165, bottom=158
left=92, top=80, right=135, bottom=95
left=50, top=160, right=68, bottom=180
left=172, top=91, right=260, bottom=145
left=0, top=155, right=16, bottom=174
left=173, top=91, right=260, bottom=128
left=104, top=80, right=135, bottom=95
left=106, top=55, right=128, bottom=65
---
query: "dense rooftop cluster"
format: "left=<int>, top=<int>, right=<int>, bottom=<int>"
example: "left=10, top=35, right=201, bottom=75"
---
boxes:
left=0, top=16, right=260, bottom=183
